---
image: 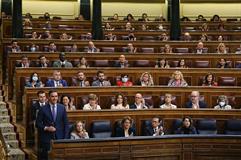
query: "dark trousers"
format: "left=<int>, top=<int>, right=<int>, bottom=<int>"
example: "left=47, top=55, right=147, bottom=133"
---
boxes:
left=38, top=142, right=50, bottom=160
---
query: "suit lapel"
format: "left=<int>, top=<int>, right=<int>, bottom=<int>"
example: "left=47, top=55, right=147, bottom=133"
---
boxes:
left=47, top=104, right=54, bottom=122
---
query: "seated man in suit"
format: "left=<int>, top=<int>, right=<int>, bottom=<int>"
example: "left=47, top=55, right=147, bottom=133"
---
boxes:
left=130, top=93, right=148, bottom=109
left=52, top=52, right=73, bottom=68
left=15, top=55, right=32, bottom=68
left=185, top=91, right=207, bottom=109
left=86, top=41, right=98, bottom=53
left=36, top=55, right=51, bottom=68
left=46, top=70, right=68, bottom=87
left=195, top=41, right=207, bottom=54
left=143, top=117, right=164, bottom=136
left=36, top=90, right=69, bottom=160
left=92, top=71, right=111, bottom=86
left=9, top=40, right=21, bottom=53
left=72, top=71, right=90, bottom=87
left=114, top=55, right=129, bottom=68
left=48, top=42, right=57, bottom=52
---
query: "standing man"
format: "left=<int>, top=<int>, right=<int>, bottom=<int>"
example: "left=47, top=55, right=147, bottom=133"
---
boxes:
left=36, top=90, right=69, bottom=160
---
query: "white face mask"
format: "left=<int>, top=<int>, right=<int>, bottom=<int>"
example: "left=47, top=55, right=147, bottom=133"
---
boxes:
left=31, top=47, right=36, bottom=52
left=219, top=101, right=225, bottom=107
left=32, top=76, right=38, bottom=81
left=122, top=77, right=128, bottom=83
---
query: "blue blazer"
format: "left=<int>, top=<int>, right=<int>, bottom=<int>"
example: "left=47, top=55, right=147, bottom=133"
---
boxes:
left=45, top=79, right=68, bottom=87
left=36, top=103, right=69, bottom=143
left=185, top=101, right=207, bottom=108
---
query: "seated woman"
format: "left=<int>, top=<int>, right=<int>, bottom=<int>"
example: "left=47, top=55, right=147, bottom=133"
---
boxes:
left=167, top=71, right=188, bottom=87
left=104, top=22, right=115, bottom=30
left=126, top=43, right=137, bottom=53
left=25, top=72, right=44, bottom=88
left=155, top=59, right=170, bottom=68
left=60, top=95, right=76, bottom=111
left=70, top=121, right=89, bottom=139
left=60, top=33, right=72, bottom=40
left=202, top=73, right=218, bottom=86
left=105, top=32, right=117, bottom=41
left=162, top=44, right=172, bottom=54
left=115, top=116, right=135, bottom=137
left=116, top=74, right=133, bottom=87
left=83, top=94, right=101, bottom=110
left=177, top=59, right=188, bottom=68
left=125, top=22, right=134, bottom=31
left=160, top=93, right=177, bottom=109
left=217, top=43, right=227, bottom=54
left=217, top=58, right=230, bottom=68
left=111, top=93, right=129, bottom=110
left=77, top=57, right=89, bottom=68
left=175, top=116, right=197, bottom=134
left=138, top=72, right=154, bottom=86
left=214, top=95, right=232, bottom=110
left=23, top=18, right=32, bottom=29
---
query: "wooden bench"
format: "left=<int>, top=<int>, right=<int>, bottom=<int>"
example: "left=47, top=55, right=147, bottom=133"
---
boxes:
left=20, top=87, right=241, bottom=147
left=49, top=135, right=241, bottom=160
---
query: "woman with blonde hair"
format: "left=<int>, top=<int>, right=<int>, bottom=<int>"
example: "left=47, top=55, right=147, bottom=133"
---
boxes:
left=139, top=72, right=154, bottom=86
left=168, top=71, right=188, bottom=87
left=70, top=121, right=89, bottom=139
left=217, top=43, right=227, bottom=54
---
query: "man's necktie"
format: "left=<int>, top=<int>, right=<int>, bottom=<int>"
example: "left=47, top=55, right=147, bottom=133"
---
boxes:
left=52, top=105, right=56, bottom=122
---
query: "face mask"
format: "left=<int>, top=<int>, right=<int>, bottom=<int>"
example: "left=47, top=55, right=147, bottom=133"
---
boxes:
left=30, top=47, right=36, bottom=52
left=122, top=77, right=128, bottom=83
left=219, top=101, right=225, bottom=107
left=32, top=76, right=38, bottom=81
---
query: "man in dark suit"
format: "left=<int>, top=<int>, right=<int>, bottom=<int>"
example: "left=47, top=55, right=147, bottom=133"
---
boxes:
left=45, top=70, right=68, bottom=87
left=143, top=117, right=164, bottom=136
left=36, top=55, right=51, bottom=68
left=31, top=90, right=47, bottom=121
left=185, top=91, right=207, bottom=109
left=36, top=90, right=69, bottom=160
left=114, top=55, right=129, bottom=68
left=15, top=55, right=32, bottom=68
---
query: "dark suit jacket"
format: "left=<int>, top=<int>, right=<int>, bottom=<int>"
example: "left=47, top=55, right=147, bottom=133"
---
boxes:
left=185, top=101, right=207, bottom=108
left=36, top=103, right=69, bottom=143
left=45, top=79, right=68, bottom=87
left=31, top=101, right=43, bottom=121
left=113, top=61, right=129, bottom=68
left=35, top=62, right=52, bottom=68
left=115, top=127, right=136, bottom=137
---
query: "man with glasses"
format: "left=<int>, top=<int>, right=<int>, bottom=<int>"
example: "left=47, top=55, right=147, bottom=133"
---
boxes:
left=143, top=117, right=164, bottom=136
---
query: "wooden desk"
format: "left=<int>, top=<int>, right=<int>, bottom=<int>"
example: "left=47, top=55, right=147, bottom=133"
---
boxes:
left=49, top=135, right=241, bottom=160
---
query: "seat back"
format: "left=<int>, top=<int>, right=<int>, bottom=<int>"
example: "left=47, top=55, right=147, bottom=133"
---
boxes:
left=140, top=36, right=155, bottom=41
left=225, top=119, right=241, bottom=135
left=196, top=119, right=217, bottom=134
left=90, top=121, right=112, bottom=138
left=134, top=60, right=151, bottom=67
left=194, top=61, right=210, bottom=68
left=172, top=119, right=182, bottom=134
left=141, top=120, right=152, bottom=136
left=218, top=77, right=236, bottom=86
left=175, top=48, right=189, bottom=53
left=101, top=47, right=115, bottom=53
left=94, top=60, right=109, bottom=67
left=141, top=48, right=155, bottom=53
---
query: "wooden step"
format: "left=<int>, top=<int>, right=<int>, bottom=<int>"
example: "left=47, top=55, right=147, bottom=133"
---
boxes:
left=0, top=109, right=8, bottom=116
left=2, top=132, right=16, bottom=141
left=6, top=140, right=19, bottom=149
left=0, top=123, right=14, bottom=133
left=7, top=148, right=25, bottom=160
left=0, top=101, right=6, bottom=109
left=0, top=115, right=10, bottom=123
